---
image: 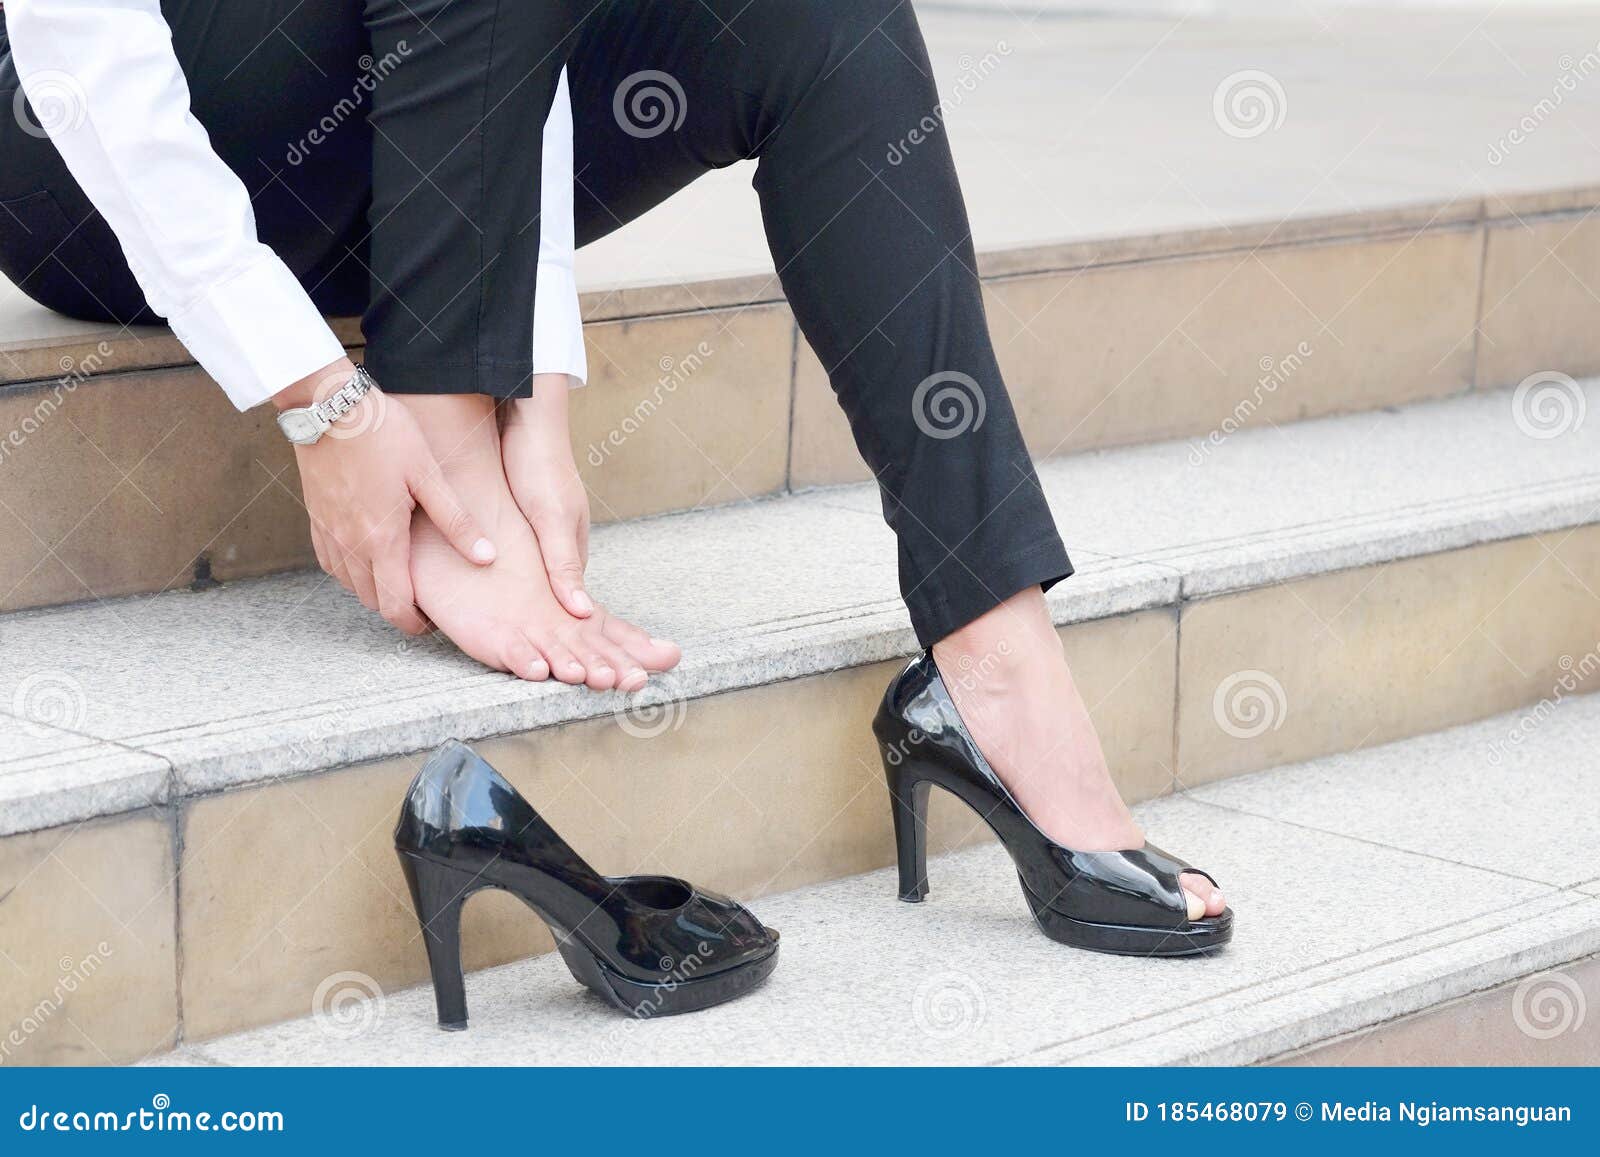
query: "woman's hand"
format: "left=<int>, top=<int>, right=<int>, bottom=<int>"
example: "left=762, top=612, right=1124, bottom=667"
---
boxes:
left=500, top=373, right=595, bottom=619
left=279, top=358, right=497, bottom=635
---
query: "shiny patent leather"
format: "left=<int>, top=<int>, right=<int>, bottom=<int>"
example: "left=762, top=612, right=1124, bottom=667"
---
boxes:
left=874, top=652, right=1233, bottom=956
left=395, top=741, right=779, bottom=1028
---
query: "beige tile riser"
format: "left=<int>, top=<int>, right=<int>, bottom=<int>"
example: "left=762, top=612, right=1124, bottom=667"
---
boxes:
left=1478, top=215, right=1600, bottom=389
left=173, top=611, right=1173, bottom=1043
left=5, top=213, right=1599, bottom=611
left=1272, top=954, right=1600, bottom=1066
left=790, top=228, right=1482, bottom=488
left=570, top=305, right=793, bottom=522
left=0, top=810, right=178, bottom=1065
left=1175, top=528, right=1600, bottom=785
left=0, top=367, right=315, bottom=613
left=0, top=306, right=794, bottom=612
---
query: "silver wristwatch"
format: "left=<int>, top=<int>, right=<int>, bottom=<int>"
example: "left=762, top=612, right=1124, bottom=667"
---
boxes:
left=276, top=364, right=377, bottom=445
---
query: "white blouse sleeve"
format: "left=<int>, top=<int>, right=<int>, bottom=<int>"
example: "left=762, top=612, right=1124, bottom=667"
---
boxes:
left=532, top=68, right=587, bottom=386
left=4, top=0, right=347, bottom=411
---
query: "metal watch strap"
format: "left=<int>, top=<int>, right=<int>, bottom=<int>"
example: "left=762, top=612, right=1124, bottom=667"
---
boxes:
left=310, top=364, right=375, bottom=424
left=277, top=365, right=376, bottom=445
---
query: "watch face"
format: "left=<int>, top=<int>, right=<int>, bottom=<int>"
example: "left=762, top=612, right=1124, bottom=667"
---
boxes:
left=277, top=410, right=325, bottom=444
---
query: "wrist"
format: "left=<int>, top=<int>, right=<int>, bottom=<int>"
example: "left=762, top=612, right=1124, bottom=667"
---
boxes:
left=501, top=375, right=571, bottom=431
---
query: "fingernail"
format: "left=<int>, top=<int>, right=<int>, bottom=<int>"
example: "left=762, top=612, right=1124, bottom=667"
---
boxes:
left=572, top=589, right=595, bottom=614
left=472, top=538, right=496, bottom=563
left=649, top=637, right=672, bottom=648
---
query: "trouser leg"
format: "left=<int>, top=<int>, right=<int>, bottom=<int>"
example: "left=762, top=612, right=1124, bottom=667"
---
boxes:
left=568, top=0, right=1071, bottom=644
left=358, top=0, right=588, bottom=397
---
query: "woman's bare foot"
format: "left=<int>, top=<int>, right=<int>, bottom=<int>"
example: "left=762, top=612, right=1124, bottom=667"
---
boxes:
left=931, top=588, right=1224, bottom=921
left=399, top=393, right=680, bottom=687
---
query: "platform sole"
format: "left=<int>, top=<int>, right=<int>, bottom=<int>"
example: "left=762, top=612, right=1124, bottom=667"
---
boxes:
left=553, top=932, right=781, bottom=1017
left=1020, top=874, right=1233, bottom=956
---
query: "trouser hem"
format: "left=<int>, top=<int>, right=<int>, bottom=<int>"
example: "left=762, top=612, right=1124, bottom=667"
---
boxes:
left=905, top=537, right=1074, bottom=648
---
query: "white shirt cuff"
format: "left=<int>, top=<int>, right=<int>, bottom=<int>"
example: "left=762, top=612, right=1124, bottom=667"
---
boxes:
left=531, top=261, right=587, bottom=386
left=166, top=255, right=350, bottom=411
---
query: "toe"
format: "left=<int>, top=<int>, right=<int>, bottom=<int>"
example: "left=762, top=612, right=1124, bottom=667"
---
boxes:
left=591, top=637, right=645, bottom=692
left=500, top=633, right=548, bottom=683
left=582, top=654, right=618, bottom=691
left=538, top=640, right=588, bottom=685
left=1180, top=870, right=1227, bottom=919
left=600, top=614, right=681, bottom=672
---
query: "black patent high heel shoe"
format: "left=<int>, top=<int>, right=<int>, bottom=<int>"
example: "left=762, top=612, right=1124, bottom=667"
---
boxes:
left=874, top=652, right=1233, bottom=956
left=395, top=741, right=779, bottom=1029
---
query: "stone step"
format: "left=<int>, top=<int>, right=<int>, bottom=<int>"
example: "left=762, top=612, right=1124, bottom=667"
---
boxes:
left=8, top=1, right=1600, bottom=613
left=4, top=377, right=1600, bottom=1062
left=152, top=701, right=1600, bottom=1066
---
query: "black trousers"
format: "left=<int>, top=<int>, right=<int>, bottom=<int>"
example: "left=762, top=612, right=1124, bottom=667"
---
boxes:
left=0, top=0, right=1071, bottom=645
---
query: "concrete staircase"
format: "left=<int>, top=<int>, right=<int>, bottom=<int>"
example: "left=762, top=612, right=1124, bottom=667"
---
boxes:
left=3, top=6, right=1600, bottom=1066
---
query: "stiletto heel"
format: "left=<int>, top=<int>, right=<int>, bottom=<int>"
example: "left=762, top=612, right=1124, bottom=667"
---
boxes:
left=397, top=852, right=474, bottom=1030
left=395, top=741, right=780, bottom=1029
left=883, top=754, right=931, bottom=902
left=873, top=652, right=1233, bottom=956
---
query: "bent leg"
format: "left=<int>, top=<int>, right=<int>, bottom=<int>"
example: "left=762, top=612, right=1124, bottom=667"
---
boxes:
left=567, top=0, right=1070, bottom=645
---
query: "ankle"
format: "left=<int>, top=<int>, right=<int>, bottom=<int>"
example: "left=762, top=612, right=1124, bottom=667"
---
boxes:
left=398, top=394, right=503, bottom=481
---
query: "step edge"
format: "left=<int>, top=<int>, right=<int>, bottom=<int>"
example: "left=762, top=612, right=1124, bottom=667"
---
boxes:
left=4, top=468, right=1597, bottom=838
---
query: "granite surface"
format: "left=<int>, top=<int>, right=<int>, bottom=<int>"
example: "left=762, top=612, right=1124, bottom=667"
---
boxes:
left=4, top=380, right=1600, bottom=831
